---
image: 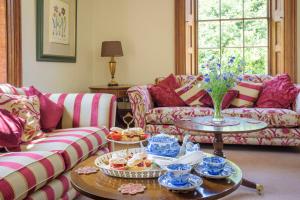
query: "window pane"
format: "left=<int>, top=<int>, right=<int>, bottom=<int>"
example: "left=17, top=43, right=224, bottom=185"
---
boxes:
left=198, top=0, right=219, bottom=20
left=221, top=48, right=243, bottom=73
left=221, top=21, right=243, bottom=47
left=245, top=0, right=268, bottom=18
left=245, top=19, right=268, bottom=46
left=198, top=22, right=220, bottom=48
left=198, top=49, right=220, bottom=68
left=221, top=0, right=243, bottom=19
left=244, top=48, right=268, bottom=74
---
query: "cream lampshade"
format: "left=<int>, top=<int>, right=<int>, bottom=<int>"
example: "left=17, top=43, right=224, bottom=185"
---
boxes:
left=101, top=41, right=123, bottom=86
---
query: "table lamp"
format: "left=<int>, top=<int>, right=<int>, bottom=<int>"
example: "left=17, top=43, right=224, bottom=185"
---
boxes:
left=101, top=41, right=123, bottom=86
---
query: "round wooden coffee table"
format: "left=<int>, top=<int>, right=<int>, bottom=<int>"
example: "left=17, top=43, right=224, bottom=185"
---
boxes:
left=71, top=155, right=242, bottom=200
left=175, top=116, right=268, bottom=194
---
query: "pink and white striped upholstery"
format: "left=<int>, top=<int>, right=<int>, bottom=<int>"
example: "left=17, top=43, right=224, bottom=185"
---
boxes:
left=20, top=127, right=108, bottom=169
left=59, top=189, right=79, bottom=200
left=0, top=151, right=65, bottom=200
left=45, top=93, right=117, bottom=130
left=0, top=84, right=117, bottom=130
left=27, top=171, right=72, bottom=200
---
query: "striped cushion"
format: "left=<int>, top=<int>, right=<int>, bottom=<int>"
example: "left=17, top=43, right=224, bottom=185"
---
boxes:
left=59, top=188, right=79, bottom=200
left=0, top=84, right=28, bottom=95
left=231, top=81, right=263, bottom=107
left=175, top=76, right=205, bottom=106
left=0, top=151, right=65, bottom=200
left=27, top=171, right=72, bottom=200
left=20, top=127, right=108, bottom=169
left=46, top=93, right=117, bottom=129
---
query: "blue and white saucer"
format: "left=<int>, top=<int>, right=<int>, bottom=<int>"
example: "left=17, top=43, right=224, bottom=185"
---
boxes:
left=158, top=174, right=203, bottom=191
left=195, top=163, right=236, bottom=179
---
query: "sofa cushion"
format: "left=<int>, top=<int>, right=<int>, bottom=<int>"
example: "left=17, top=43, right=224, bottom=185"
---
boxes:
left=0, top=93, right=42, bottom=142
left=27, top=86, right=64, bottom=132
left=149, top=74, right=186, bottom=107
left=175, top=75, right=205, bottom=106
left=19, top=127, right=108, bottom=169
left=145, top=107, right=214, bottom=125
left=0, top=151, right=65, bottom=200
left=256, top=74, right=299, bottom=109
left=0, top=109, right=24, bottom=148
left=231, top=81, right=263, bottom=107
left=223, top=108, right=300, bottom=128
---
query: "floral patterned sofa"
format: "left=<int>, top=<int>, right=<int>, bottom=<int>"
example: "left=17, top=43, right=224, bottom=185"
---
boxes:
left=0, top=85, right=116, bottom=200
left=128, top=74, right=300, bottom=146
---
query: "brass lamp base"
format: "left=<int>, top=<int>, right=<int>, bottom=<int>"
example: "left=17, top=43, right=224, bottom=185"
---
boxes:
left=108, top=81, right=118, bottom=87
left=108, top=57, right=119, bottom=86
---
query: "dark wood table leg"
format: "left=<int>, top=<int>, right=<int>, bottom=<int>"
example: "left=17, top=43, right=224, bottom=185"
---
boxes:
left=212, top=133, right=263, bottom=195
left=242, top=178, right=264, bottom=195
left=213, top=133, right=225, bottom=158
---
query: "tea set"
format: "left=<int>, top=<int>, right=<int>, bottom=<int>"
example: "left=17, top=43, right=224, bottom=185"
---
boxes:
left=146, top=134, right=236, bottom=191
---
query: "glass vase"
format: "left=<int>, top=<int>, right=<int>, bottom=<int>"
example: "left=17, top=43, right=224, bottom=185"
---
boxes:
left=211, top=95, right=225, bottom=123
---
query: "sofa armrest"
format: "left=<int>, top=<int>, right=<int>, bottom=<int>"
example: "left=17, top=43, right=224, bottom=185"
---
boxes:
left=46, top=93, right=117, bottom=129
left=128, top=85, right=154, bottom=129
left=293, top=85, right=300, bottom=114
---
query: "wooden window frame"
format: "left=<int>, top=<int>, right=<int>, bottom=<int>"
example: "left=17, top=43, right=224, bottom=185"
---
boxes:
left=1, top=0, right=22, bottom=87
left=175, top=0, right=297, bottom=82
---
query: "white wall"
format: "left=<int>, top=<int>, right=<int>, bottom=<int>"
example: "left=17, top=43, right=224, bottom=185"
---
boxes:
left=90, top=0, right=175, bottom=86
left=21, top=0, right=93, bottom=93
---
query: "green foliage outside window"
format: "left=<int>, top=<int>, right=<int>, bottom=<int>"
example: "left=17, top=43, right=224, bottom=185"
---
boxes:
left=198, top=0, right=268, bottom=74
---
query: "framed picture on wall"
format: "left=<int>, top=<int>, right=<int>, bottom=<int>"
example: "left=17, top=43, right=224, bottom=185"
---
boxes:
left=36, top=0, right=77, bottom=62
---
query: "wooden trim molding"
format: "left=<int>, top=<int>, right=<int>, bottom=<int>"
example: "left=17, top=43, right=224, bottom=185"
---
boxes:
left=6, top=0, right=22, bottom=87
left=175, top=0, right=186, bottom=75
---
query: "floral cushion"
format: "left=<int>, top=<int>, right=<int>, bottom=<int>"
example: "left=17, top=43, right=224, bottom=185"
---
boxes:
left=0, top=94, right=42, bottom=142
left=223, top=108, right=300, bottom=128
left=145, top=107, right=214, bottom=125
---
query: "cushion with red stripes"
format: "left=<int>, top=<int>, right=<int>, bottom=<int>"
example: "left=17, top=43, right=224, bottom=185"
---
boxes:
left=0, top=151, right=65, bottom=200
left=19, top=127, right=108, bottom=170
left=231, top=81, right=263, bottom=108
left=27, top=171, right=72, bottom=200
left=175, top=75, right=206, bottom=106
left=0, top=84, right=28, bottom=95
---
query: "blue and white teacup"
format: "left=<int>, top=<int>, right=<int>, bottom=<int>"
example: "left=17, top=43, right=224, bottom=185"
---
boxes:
left=185, top=142, right=200, bottom=154
left=202, top=156, right=226, bottom=175
left=166, top=164, right=192, bottom=186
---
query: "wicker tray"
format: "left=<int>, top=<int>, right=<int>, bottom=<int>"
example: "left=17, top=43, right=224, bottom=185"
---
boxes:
left=94, top=148, right=165, bottom=179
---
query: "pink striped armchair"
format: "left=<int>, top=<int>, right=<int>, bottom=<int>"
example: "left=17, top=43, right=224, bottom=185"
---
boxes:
left=128, top=74, right=300, bottom=147
left=0, top=84, right=116, bottom=200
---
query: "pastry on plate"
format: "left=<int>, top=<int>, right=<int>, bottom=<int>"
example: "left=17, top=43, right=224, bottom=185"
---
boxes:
left=109, top=157, right=127, bottom=170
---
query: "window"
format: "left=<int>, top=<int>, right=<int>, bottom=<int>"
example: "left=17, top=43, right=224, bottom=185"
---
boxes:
left=197, top=0, right=269, bottom=74
left=175, top=0, right=297, bottom=81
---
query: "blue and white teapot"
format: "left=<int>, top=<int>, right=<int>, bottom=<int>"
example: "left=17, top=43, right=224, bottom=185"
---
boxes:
left=147, top=133, right=180, bottom=157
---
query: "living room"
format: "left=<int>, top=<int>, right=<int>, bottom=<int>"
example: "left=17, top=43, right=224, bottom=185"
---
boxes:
left=1, top=0, right=300, bottom=199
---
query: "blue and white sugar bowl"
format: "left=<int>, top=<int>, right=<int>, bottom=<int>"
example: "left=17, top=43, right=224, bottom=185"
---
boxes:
left=185, top=142, right=200, bottom=154
left=166, top=163, right=192, bottom=186
left=147, top=133, right=180, bottom=157
left=202, top=156, right=226, bottom=175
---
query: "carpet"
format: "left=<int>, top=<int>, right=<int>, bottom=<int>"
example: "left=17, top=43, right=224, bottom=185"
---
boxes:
left=77, top=144, right=300, bottom=200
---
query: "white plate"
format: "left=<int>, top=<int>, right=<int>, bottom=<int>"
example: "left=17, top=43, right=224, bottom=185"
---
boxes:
left=94, top=148, right=164, bottom=179
left=106, top=134, right=150, bottom=145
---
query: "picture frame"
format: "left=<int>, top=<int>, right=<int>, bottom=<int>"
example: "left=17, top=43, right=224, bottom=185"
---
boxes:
left=36, top=0, right=77, bottom=62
